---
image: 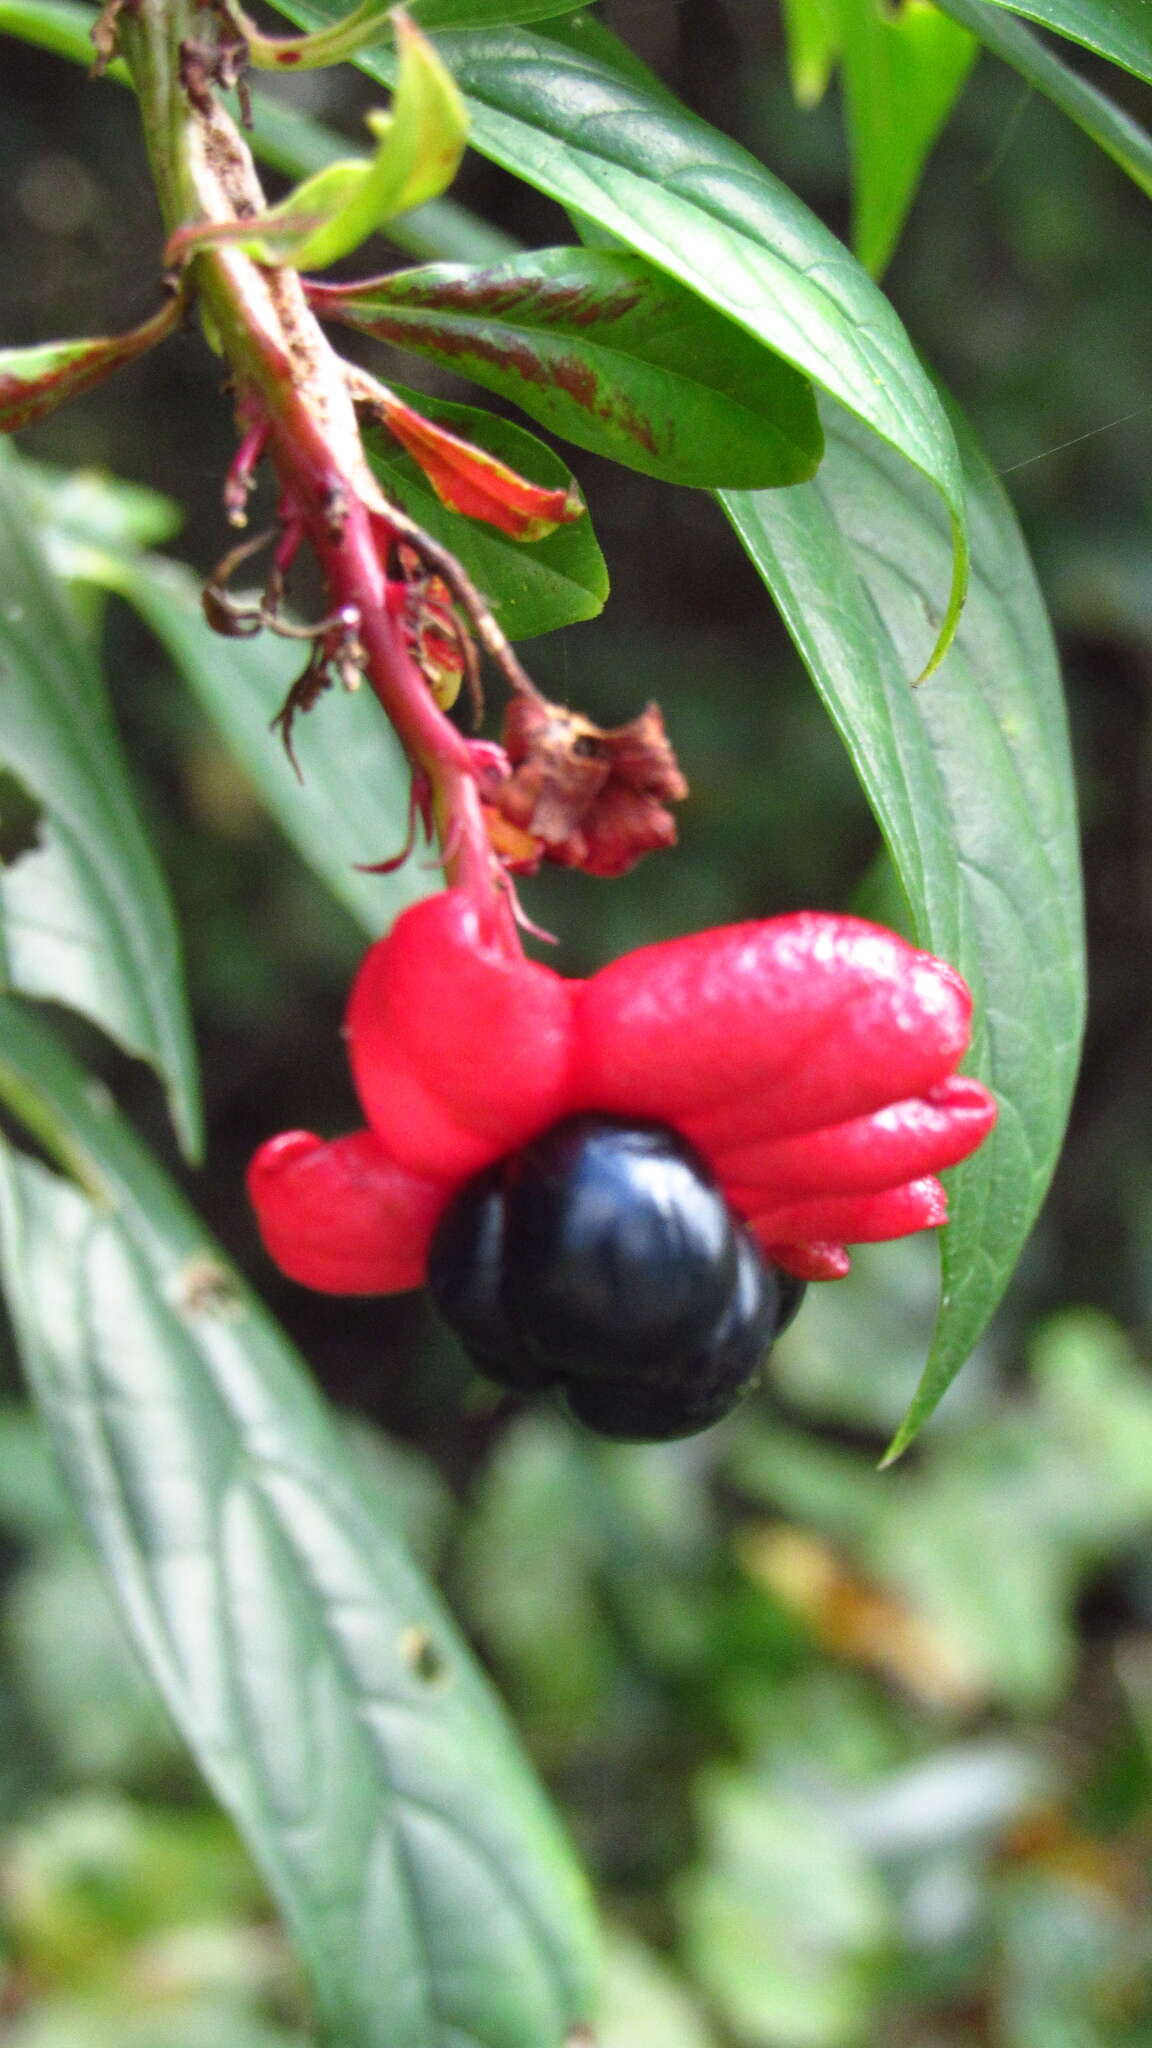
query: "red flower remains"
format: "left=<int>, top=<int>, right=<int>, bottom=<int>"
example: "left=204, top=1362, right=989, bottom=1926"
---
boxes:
left=249, top=889, right=997, bottom=1293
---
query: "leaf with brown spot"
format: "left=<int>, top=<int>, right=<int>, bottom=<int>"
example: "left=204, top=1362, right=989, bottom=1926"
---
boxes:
left=0, top=299, right=181, bottom=437
left=310, top=246, right=823, bottom=489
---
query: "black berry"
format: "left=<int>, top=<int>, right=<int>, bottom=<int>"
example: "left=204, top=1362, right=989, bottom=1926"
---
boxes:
left=428, top=1114, right=806, bottom=1440
left=426, top=1160, right=551, bottom=1390
left=502, top=1116, right=739, bottom=1381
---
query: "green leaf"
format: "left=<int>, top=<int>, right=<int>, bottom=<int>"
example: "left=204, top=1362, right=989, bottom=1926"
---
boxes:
left=267, top=5, right=971, bottom=669
left=0, top=0, right=517, bottom=266
left=0, top=0, right=116, bottom=68
left=0, top=997, right=601, bottom=2048
left=721, top=398, right=1085, bottom=1455
left=314, top=246, right=822, bottom=488
left=965, top=0, right=1152, bottom=84
left=31, top=501, right=431, bottom=938
left=244, top=0, right=396, bottom=69
left=366, top=386, right=609, bottom=637
left=251, top=0, right=591, bottom=37
left=408, top=0, right=588, bottom=27
left=779, top=0, right=839, bottom=106
left=214, top=15, right=468, bottom=271
left=835, top=0, right=978, bottom=277
left=0, top=445, right=201, bottom=1158
left=24, top=459, right=184, bottom=552
left=678, top=1771, right=892, bottom=2047
left=935, top=0, right=1152, bottom=201
left=599, top=1929, right=722, bottom=2048
left=0, top=300, right=181, bottom=436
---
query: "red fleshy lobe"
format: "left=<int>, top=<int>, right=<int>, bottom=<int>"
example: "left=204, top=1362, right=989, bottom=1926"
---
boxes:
left=248, top=891, right=998, bottom=1295
left=574, top=916, right=972, bottom=1143
left=247, top=1129, right=448, bottom=1294
left=346, top=888, right=576, bottom=1182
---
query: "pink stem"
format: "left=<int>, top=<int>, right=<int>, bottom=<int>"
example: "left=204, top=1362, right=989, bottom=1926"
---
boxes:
left=262, top=409, right=519, bottom=957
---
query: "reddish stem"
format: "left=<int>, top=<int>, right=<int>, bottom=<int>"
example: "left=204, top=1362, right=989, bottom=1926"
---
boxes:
left=114, top=12, right=522, bottom=958
left=260, top=395, right=518, bottom=955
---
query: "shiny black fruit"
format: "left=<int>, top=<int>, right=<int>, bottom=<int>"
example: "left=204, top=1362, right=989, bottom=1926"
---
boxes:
left=564, top=1226, right=782, bottom=1441
left=428, top=1114, right=806, bottom=1441
left=502, top=1116, right=740, bottom=1382
left=426, top=1160, right=552, bottom=1390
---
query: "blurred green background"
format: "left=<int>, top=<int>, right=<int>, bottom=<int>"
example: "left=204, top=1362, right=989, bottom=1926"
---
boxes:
left=2, top=6, right=1152, bottom=2041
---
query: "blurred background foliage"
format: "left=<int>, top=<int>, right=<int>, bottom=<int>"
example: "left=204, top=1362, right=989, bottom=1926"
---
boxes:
left=2, top=2, right=1152, bottom=2041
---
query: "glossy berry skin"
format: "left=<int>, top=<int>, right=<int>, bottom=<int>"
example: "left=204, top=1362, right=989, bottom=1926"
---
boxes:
left=428, top=1114, right=805, bottom=1441
left=425, top=1158, right=546, bottom=1390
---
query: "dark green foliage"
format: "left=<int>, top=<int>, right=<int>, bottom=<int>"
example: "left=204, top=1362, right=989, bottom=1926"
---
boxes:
left=0, top=0, right=1149, bottom=2041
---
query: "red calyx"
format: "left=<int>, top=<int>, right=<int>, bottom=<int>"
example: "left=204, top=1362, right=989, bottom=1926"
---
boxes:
left=247, top=889, right=998, bottom=1295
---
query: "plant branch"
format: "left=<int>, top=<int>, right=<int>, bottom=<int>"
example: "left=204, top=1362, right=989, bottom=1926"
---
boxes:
left=112, top=0, right=520, bottom=953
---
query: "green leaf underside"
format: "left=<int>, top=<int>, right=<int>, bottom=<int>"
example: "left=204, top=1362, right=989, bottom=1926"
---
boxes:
left=0, top=446, right=201, bottom=1157
left=365, top=384, right=609, bottom=637
left=835, top=0, right=978, bottom=278
left=935, top=0, right=1152, bottom=201
left=722, top=399, right=1084, bottom=1455
left=970, top=0, right=1152, bottom=84
left=0, top=999, right=600, bottom=2048
left=267, top=3, right=970, bottom=668
left=320, top=246, right=822, bottom=488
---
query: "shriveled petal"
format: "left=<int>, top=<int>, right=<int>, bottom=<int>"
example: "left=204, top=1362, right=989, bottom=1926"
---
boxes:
left=574, top=914, right=973, bottom=1146
left=247, top=1129, right=447, bottom=1294
left=718, top=1076, right=996, bottom=1211
left=347, top=889, right=576, bottom=1182
left=751, top=1176, right=948, bottom=1258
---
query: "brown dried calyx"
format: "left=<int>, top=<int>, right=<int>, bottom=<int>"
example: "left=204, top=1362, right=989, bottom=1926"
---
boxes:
left=482, top=696, right=688, bottom=878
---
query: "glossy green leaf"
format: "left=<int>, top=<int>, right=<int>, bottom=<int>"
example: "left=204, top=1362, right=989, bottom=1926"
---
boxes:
left=722, top=399, right=1084, bottom=1455
left=0, top=300, right=181, bottom=435
left=968, top=0, right=1152, bottom=84
left=935, top=0, right=1152, bottom=201
left=244, top=0, right=589, bottom=41
left=23, top=471, right=430, bottom=937
left=408, top=0, right=588, bottom=28
left=835, top=0, right=978, bottom=276
left=0, top=445, right=201, bottom=1157
left=0, top=997, right=601, bottom=2048
left=314, top=246, right=822, bottom=488
left=268, top=3, right=971, bottom=668
left=366, top=386, right=609, bottom=637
